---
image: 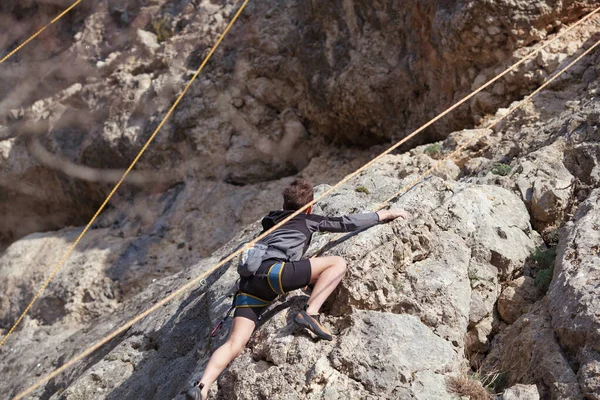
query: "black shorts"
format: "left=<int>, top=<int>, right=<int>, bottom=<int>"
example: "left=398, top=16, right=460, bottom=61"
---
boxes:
left=234, top=258, right=312, bottom=323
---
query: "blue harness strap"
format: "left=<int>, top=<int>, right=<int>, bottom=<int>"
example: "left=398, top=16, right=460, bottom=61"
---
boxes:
left=267, top=262, right=286, bottom=295
left=211, top=263, right=286, bottom=336
left=234, top=292, right=272, bottom=308
left=212, top=292, right=272, bottom=336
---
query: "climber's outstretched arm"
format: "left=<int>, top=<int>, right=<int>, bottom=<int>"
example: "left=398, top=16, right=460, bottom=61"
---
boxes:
left=305, top=209, right=408, bottom=233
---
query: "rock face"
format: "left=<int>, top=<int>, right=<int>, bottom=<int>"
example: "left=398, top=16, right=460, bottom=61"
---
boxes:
left=241, top=0, right=599, bottom=145
left=1, top=0, right=600, bottom=399
left=1, top=0, right=598, bottom=249
left=0, top=83, right=598, bottom=398
left=223, top=311, right=457, bottom=400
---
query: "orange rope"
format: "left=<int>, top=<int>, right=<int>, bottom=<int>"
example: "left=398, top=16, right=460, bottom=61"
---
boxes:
left=11, top=12, right=600, bottom=400
left=379, top=36, right=600, bottom=209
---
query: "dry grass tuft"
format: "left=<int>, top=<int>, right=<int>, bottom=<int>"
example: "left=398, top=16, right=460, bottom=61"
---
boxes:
left=446, top=374, right=493, bottom=400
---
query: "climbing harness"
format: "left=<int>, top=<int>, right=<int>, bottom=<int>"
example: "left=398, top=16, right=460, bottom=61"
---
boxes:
left=210, top=292, right=271, bottom=336
left=211, top=262, right=286, bottom=336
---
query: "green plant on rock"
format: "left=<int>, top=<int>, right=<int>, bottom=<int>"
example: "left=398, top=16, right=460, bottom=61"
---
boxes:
left=531, top=246, right=557, bottom=294
left=150, top=17, right=173, bottom=42
left=532, top=247, right=556, bottom=270
left=425, top=143, right=442, bottom=156
left=393, top=279, right=405, bottom=294
left=491, top=163, right=512, bottom=176
left=355, top=186, right=371, bottom=195
left=535, top=267, right=554, bottom=294
left=484, top=371, right=508, bottom=394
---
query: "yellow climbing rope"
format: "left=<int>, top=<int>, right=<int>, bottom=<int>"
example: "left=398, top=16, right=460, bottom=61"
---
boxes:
left=0, top=0, right=250, bottom=349
left=0, top=0, right=83, bottom=64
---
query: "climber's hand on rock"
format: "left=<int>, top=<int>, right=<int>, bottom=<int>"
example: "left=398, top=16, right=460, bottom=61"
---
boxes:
left=377, top=209, right=408, bottom=222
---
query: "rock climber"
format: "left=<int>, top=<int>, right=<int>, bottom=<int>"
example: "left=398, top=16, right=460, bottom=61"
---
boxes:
left=187, top=178, right=408, bottom=399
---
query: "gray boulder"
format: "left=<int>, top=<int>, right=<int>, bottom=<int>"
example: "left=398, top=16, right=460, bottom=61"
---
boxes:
left=484, top=301, right=581, bottom=399
left=497, top=276, right=541, bottom=324
left=221, top=311, right=457, bottom=400
left=513, top=144, right=575, bottom=232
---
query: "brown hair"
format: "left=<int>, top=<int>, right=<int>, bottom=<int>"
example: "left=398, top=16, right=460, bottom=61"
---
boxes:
left=283, top=178, right=314, bottom=211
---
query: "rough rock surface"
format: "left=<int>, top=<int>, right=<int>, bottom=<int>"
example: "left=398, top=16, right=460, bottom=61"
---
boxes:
left=473, top=47, right=600, bottom=400
left=514, top=144, right=576, bottom=234
left=548, top=189, right=600, bottom=399
left=502, top=384, right=540, bottom=400
left=1, top=1, right=600, bottom=400
left=497, top=276, right=541, bottom=324
left=0, top=156, right=542, bottom=399
left=484, top=301, right=581, bottom=399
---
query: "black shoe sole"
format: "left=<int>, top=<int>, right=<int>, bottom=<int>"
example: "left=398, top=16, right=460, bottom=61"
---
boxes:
left=186, top=387, right=203, bottom=400
left=293, top=311, right=333, bottom=341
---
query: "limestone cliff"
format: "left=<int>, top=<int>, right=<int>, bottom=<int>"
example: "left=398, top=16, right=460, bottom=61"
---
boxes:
left=1, top=1, right=600, bottom=399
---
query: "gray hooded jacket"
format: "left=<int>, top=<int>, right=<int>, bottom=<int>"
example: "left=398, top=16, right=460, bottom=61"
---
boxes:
left=258, top=210, right=381, bottom=262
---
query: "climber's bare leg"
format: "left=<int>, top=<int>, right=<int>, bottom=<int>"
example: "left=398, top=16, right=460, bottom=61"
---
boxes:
left=198, top=317, right=255, bottom=397
left=305, top=256, right=347, bottom=315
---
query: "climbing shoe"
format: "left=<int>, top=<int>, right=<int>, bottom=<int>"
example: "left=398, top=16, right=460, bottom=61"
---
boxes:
left=293, top=307, right=333, bottom=341
left=186, top=382, right=204, bottom=400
